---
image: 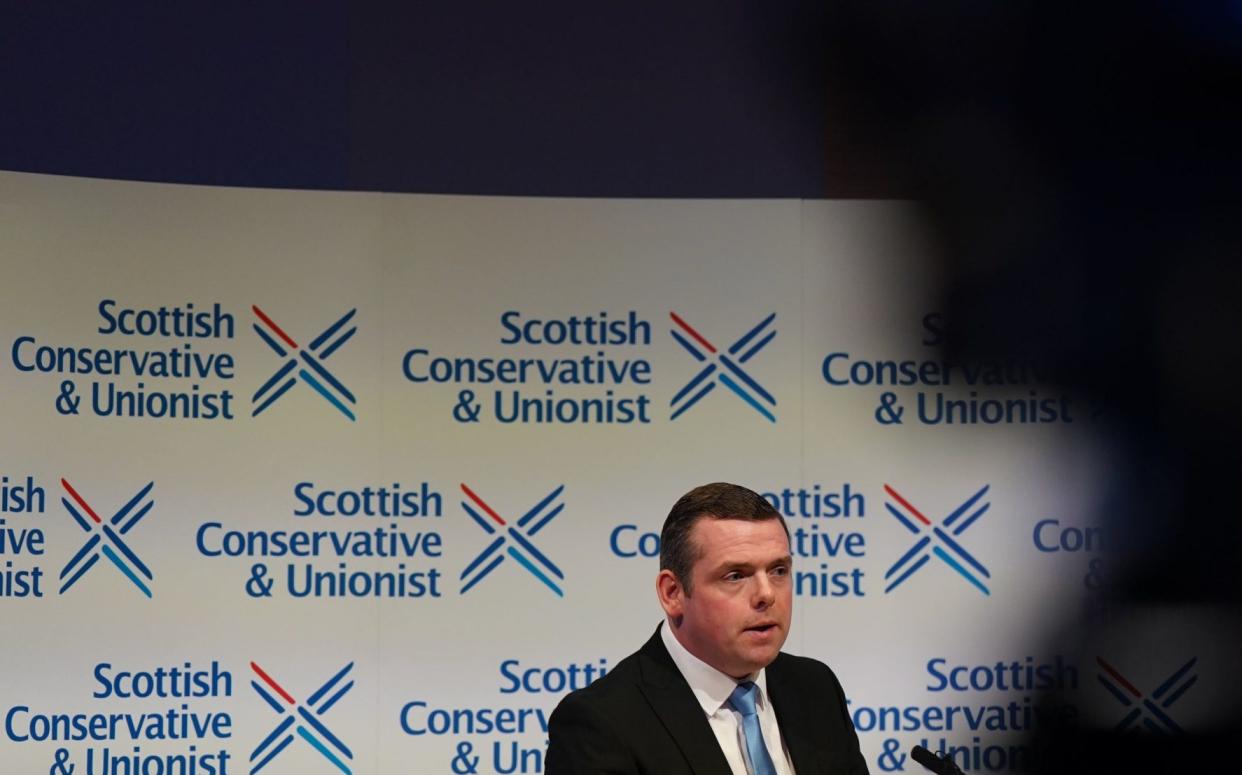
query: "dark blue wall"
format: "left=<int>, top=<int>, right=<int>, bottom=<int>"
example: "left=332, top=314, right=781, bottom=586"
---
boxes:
left=2, top=3, right=831, bottom=197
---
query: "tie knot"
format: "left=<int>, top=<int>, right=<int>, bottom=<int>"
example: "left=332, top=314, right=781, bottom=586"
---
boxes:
left=728, top=681, right=760, bottom=717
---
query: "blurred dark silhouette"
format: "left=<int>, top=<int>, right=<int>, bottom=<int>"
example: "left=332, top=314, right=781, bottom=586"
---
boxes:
left=823, top=1, right=1242, bottom=771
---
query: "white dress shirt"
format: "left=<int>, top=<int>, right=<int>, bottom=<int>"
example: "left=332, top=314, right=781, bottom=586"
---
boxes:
left=661, top=622, right=797, bottom=775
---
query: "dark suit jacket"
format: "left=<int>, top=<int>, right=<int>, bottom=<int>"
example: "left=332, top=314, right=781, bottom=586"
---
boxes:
left=546, top=626, right=869, bottom=775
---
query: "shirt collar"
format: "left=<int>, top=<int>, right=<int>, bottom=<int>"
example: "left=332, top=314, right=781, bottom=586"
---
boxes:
left=660, top=620, right=770, bottom=717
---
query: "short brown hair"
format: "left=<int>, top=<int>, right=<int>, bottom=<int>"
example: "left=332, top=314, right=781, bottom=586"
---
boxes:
left=659, top=482, right=788, bottom=593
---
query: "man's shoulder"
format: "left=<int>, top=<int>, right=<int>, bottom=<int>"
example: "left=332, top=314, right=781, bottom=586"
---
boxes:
left=556, top=645, right=648, bottom=711
left=771, top=649, right=832, bottom=673
left=770, top=650, right=849, bottom=694
left=550, top=626, right=683, bottom=724
left=546, top=634, right=702, bottom=774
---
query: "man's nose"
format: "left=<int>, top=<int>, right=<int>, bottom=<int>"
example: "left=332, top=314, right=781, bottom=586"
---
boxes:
left=753, top=573, right=776, bottom=608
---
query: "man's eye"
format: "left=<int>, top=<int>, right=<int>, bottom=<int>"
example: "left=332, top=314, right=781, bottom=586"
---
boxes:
left=724, top=571, right=744, bottom=582
left=770, top=566, right=790, bottom=578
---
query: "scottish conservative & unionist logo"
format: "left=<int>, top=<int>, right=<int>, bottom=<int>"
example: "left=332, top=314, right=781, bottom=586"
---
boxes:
left=10, top=299, right=236, bottom=420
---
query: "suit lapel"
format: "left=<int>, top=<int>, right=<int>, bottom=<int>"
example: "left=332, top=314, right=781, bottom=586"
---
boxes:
left=767, top=655, right=825, bottom=775
left=637, top=628, right=733, bottom=775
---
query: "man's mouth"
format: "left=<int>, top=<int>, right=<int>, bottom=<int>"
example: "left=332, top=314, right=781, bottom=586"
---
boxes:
left=744, top=622, right=779, bottom=635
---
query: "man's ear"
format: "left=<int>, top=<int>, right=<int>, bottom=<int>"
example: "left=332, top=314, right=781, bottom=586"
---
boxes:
left=656, top=568, right=685, bottom=622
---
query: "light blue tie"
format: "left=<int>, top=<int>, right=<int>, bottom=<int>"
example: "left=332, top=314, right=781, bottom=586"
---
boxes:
left=728, top=681, right=778, bottom=775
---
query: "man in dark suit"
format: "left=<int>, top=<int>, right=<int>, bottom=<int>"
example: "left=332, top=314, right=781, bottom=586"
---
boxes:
left=547, top=483, right=868, bottom=775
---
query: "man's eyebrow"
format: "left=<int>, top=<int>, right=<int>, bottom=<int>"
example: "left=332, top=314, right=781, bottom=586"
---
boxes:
left=713, top=555, right=793, bottom=571
left=711, top=559, right=756, bottom=573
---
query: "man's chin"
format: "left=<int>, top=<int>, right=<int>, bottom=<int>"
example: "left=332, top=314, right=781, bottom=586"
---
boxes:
left=733, top=642, right=783, bottom=675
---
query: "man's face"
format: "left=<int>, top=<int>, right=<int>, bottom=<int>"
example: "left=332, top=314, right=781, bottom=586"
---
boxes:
left=660, top=516, right=793, bottom=679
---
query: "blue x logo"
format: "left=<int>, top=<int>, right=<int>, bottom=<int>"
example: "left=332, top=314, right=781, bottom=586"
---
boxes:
left=669, top=312, right=777, bottom=422
left=459, top=484, right=566, bottom=597
left=883, top=484, right=991, bottom=595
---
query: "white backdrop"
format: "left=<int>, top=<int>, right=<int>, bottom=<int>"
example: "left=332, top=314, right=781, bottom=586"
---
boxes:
left=1, top=170, right=1191, bottom=775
